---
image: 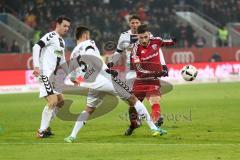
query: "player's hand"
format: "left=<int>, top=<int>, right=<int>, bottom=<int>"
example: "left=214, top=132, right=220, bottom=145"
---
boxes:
left=107, top=62, right=114, bottom=68
left=33, top=67, right=40, bottom=77
left=71, top=76, right=83, bottom=86
left=71, top=80, right=78, bottom=86
left=161, top=65, right=169, bottom=77
left=106, top=69, right=118, bottom=77
left=71, top=79, right=80, bottom=86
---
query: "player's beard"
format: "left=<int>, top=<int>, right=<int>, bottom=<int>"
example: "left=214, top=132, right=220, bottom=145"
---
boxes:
left=141, top=42, right=148, bottom=47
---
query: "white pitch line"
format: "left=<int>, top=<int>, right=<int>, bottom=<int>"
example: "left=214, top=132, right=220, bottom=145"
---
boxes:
left=0, top=143, right=239, bottom=146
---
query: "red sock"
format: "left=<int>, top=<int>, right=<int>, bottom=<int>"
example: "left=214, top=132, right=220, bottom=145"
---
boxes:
left=151, top=104, right=160, bottom=122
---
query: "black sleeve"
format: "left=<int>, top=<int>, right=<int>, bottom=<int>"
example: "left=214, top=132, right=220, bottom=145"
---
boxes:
left=85, top=46, right=95, bottom=51
left=37, top=40, right=46, bottom=48
left=116, top=49, right=123, bottom=53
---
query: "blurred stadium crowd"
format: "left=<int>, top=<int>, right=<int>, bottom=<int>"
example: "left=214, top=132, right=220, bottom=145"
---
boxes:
left=0, top=0, right=239, bottom=53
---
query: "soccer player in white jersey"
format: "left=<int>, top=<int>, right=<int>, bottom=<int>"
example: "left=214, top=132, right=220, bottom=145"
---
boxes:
left=64, top=26, right=167, bottom=143
left=113, top=15, right=140, bottom=81
left=32, top=16, right=71, bottom=138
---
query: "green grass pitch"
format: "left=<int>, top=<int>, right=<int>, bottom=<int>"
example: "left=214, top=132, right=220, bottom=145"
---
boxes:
left=0, top=82, right=240, bottom=160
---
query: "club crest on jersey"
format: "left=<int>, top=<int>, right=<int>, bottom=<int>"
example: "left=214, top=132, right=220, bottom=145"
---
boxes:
left=152, top=44, right=158, bottom=50
left=141, top=50, right=145, bottom=54
left=54, top=50, right=63, bottom=57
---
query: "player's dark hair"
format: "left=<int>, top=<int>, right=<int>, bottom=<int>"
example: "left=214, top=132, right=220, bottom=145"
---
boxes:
left=137, top=24, right=149, bottom=34
left=103, top=41, right=117, bottom=51
left=56, top=16, right=71, bottom=24
left=75, top=26, right=89, bottom=40
left=129, top=14, right=141, bottom=22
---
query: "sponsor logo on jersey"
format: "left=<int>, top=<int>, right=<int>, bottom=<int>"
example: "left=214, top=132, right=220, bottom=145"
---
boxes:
left=152, top=44, right=158, bottom=50
left=54, top=50, right=63, bottom=57
left=141, top=52, right=159, bottom=61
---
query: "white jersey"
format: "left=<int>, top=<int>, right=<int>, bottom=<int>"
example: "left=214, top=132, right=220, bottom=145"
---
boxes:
left=70, top=40, right=133, bottom=107
left=33, top=31, right=66, bottom=75
left=32, top=31, right=67, bottom=98
left=70, top=40, right=111, bottom=89
left=116, top=30, right=138, bottom=71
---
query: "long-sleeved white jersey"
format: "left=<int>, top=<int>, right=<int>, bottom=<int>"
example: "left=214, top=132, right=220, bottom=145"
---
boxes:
left=69, top=40, right=111, bottom=89
left=32, top=31, right=66, bottom=75
left=115, top=29, right=138, bottom=71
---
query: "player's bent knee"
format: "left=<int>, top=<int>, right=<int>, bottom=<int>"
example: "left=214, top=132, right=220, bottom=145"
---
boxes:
left=57, top=100, right=64, bottom=108
left=47, top=98, right=58, bottom=108
left=57, top=95, right=64, bottom=107
left=46, top=94, right=58, bottom=108
left=85, top=106, right=95, bottom=114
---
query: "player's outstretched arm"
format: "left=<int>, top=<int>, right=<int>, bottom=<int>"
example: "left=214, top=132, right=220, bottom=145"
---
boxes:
left=157, top=37, right=176, bottom=47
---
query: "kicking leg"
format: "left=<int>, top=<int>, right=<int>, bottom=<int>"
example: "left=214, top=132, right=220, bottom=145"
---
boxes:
left=127, top=96, right=158, bottom=130
left=127, top=95, right=167, bottom=136
left=125, top=95, right=144, bottom=136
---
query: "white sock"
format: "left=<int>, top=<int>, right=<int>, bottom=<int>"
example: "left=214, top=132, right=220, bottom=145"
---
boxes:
left=134, top=100, right=158, bottom=130
left=51, top=107, right=60, bottom=122
left=39, top=106, right=54, bottom=132
left=70, top=111, right=90, bottom=138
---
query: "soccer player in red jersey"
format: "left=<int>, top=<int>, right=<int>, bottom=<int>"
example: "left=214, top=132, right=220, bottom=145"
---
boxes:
left=125, top=24, right=176, bottom=135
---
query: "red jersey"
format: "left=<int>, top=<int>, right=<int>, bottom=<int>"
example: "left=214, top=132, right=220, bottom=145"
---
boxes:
left=131, top=37, right=175, bottom=78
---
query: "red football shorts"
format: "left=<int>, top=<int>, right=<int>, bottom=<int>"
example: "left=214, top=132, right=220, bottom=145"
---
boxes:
left=132, top=79, right=161, bottom=101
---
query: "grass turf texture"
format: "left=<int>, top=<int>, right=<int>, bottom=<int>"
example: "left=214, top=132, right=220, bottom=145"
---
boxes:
left=0, top=82, right=239, bottom=160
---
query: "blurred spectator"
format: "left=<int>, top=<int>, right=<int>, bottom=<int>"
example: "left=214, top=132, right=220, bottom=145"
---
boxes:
left=0, top=1, right=5, bottom=13
left=3, top=0, right=213, bottom=50
left=186, top=24, right=194, bottom=47
left=201, top=0, right=239, bottom=25
left=194, top=33, right=206, bottom=48
left=0, top=36, right=9, bottom=53
left=216, top=25, right=229, bottom=47
left=137, top=5, right=148, bottom=23
left=210, top=53, right=222, bottom=62
left=178, top=23, right=190, bottom=48
left=118, top=8, right=130, bottom=23
left=3, top=0, right=240, bottom=50
left=10, top=40, right=20, bottom=53
left=24, top=10, right=37, bottom=28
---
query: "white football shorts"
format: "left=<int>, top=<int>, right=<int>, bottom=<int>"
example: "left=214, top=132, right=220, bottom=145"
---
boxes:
left=38, top=69, right=66, bottom=98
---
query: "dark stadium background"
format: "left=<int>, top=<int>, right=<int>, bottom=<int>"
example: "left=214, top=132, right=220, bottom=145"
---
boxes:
left=0, top=1, right=240, bottom=160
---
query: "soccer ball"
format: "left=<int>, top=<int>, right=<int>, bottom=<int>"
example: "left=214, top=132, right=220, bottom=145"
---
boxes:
left=181, top=65, right=198, bottom=81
